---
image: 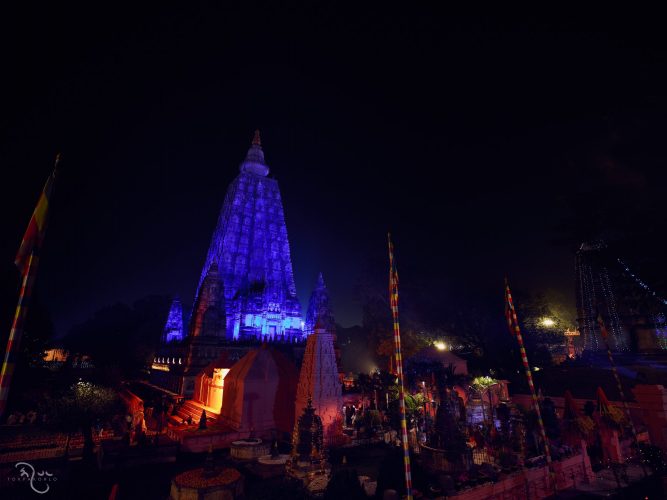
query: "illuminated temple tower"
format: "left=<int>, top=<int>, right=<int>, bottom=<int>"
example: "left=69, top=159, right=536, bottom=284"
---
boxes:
left=152, top=132, right=304, bottom=395
left=304, top=273, right=335, bottom=335
left=196, top=130, right=303, bottom=339
left=576, top=241, right=630, bottom=352
left=162, top=297, right=184, bottom=343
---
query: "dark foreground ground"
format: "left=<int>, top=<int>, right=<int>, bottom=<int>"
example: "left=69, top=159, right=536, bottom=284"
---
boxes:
left=0, top=442, right=388, bottom=500
left=1, top=442, right=664, bottom=499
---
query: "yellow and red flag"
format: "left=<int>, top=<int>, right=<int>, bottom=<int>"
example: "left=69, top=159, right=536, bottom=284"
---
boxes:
left=0, top=156, right=59, bottom=417
left=14, top=162, right=57, bottom=277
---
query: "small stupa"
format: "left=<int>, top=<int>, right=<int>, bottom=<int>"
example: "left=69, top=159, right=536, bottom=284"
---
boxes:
left=292, top=398, right=324, bottom=464
left=294, top=317, right=342, bottom=439
left=287, top=398, right=330, bottom=493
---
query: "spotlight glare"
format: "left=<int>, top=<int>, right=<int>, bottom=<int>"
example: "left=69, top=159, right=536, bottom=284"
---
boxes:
left=541, top=318, right=555, bottom=327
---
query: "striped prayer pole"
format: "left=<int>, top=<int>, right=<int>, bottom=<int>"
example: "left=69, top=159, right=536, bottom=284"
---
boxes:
left=388, top=234, right=413, bottom=500
left=505, top=279, right=555, bottom=489
left=596, top=312, right=646, bottom=473
left=0, top=156, right=59, bottom=418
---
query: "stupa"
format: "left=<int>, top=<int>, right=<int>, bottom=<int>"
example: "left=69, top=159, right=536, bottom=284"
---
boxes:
left=294, top=318, right=342, bottom=438
left=287, top=398, right=331, bottom=494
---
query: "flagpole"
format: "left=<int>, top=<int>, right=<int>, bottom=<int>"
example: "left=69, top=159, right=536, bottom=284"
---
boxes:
left=505, top=278, right=555, bottom=490
left=596, top=313, right=646, bottom=475
left=388, top=233, right=413, bottom=500
left=0, top=155, right=59, bottom=418
left=0, top=252, right=39, bottom=417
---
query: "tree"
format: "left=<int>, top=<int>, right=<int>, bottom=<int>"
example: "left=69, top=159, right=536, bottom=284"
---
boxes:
left=512, top=290, right=576, bottom=368
left=64, top=295, right=170, bottom=379
left=40, top=381, right=122, bottom=459
left=429, top=364, right=468, bottom=464
left=470, top=375, right=499, bottom=425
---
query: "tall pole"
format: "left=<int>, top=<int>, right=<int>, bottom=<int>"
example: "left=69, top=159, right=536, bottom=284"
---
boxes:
left=0, top=155, right=59, bottom=418
left=505, top=279, right=555, bottom=491
left=388, top=234, right=413, bottom=500
left=597, top=312, right=646, bottom=475
left=0, top=252, right=38, bottom=417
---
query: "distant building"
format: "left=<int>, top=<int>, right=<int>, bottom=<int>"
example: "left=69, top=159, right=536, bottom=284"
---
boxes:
left=43, top=348, right=68, bottom=363
left=576, top=241, right=630, bottom=352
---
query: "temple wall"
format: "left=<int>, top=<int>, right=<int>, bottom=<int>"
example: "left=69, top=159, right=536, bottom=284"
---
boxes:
left=510, top=393, right=645, bottom=427
left=448, top=451, right=593, bottom=500
left=632, top=384, right=667, bottom=451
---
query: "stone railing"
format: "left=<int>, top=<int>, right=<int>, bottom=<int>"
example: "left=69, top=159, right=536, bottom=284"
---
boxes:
left=447, top=450, right=594, bottom=500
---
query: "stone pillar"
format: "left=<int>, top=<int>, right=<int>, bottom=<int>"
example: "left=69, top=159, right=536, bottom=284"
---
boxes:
left=631, top=384, right=667, bottom=451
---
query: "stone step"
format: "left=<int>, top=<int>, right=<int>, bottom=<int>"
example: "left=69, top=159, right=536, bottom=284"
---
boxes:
left=171, top=400, right=219, bottom=425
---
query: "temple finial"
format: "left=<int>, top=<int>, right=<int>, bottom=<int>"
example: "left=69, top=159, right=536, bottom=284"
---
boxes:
left=240, top=129, right=268, bottom=176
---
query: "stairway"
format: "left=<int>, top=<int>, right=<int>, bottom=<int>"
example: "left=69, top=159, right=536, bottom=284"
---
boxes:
left=170, top=399, right=219, bottom=426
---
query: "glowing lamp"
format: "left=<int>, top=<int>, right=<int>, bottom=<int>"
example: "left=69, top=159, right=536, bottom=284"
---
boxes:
left=434, top=341, right=447, bottom=351
left=541, top=318, right=555, bottom=327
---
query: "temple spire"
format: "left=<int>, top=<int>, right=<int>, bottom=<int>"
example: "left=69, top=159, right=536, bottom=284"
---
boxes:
left=239, top=129, right=269, bottom=176
left=162, top=296, right=184, bottom=343
left=305, top=272, right=335, bottom=335
left=190, top=263, right=226, bottom=337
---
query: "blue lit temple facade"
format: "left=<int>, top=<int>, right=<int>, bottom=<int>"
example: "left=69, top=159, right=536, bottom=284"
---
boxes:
left=151, top=131, right=309, bottom=396
left=196, top=131, right=303, bottom=340
left=162, top=297, right=184, bottom=343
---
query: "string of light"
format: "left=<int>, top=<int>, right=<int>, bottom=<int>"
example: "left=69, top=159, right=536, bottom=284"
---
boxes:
left=600, top=266, right=629, bottom=351
left=576, top=246, right=630, bottom=352
left=617, top=258, right=667, bottom=350
left=617, top=259, right=667, bottom=306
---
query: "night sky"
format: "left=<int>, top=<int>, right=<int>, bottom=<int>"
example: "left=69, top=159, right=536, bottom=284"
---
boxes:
left=2, top=4, right=667, bottom=336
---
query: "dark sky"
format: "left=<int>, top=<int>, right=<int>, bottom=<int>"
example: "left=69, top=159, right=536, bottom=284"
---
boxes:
left=2, top=4, right=667, bottom=335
